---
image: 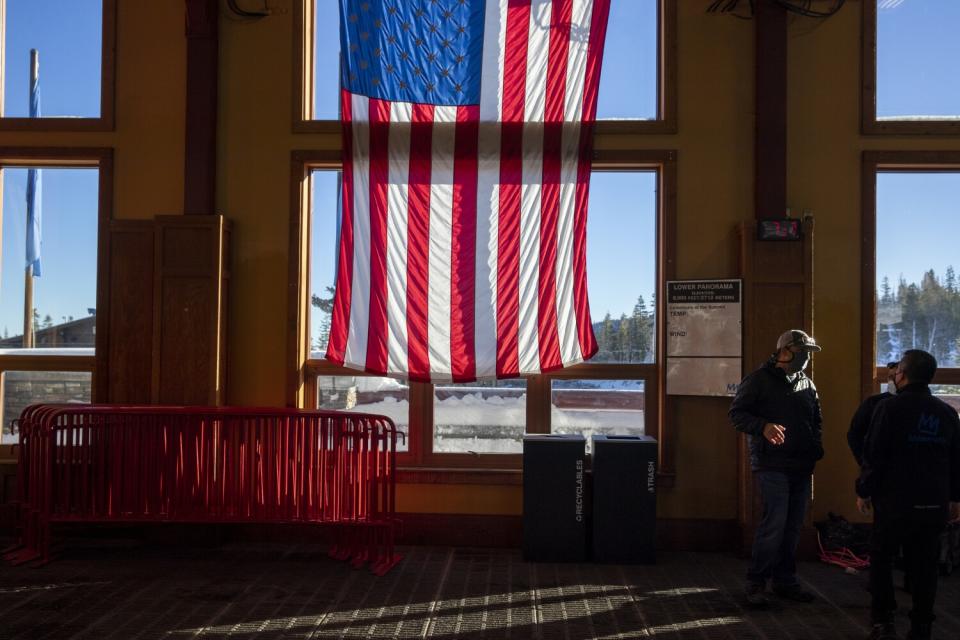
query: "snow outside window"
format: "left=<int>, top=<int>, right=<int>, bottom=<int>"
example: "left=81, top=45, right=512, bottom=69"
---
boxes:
left=1, top=370, right=91, bottom=445
left=550, top=379, right=645, bottom=451
left=316, top=375, right=410, bottom=452
left=432, top=379, right=527, bottom=454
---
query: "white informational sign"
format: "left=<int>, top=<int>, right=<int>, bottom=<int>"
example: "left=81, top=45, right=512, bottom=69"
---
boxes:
left=666, top=279, right=742, bottom=397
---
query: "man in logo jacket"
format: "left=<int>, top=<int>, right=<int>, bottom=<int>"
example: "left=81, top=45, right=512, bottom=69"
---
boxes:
left=857, top=350, right=960, bottom=640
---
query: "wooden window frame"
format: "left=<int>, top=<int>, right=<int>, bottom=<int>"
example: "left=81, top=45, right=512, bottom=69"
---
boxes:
left=292, top=0, right=677, bottom=135
left=287, top=148, right=676, bottom=481
left=861, top=1, right=960, bottom=135
left=860, top=150, right=960, bottom=403
left=0, top=147, right=113, bottom=460
left=0, top=0, right=117, bottom=131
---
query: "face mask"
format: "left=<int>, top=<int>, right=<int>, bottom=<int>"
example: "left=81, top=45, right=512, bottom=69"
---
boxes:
left=885, top=380, right=898, bottom=395
left=785, top=351, right=809, bottom=374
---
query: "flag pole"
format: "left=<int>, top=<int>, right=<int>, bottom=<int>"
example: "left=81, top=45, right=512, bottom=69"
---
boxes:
left=22, top=49, right=38, bottom=348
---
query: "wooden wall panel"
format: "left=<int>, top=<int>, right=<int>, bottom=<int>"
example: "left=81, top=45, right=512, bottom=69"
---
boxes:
left=106, top=221, right=155, bottom=403
left=152, top=216, right=230, bottom=405
left=157, top=278, right=214, bottom=404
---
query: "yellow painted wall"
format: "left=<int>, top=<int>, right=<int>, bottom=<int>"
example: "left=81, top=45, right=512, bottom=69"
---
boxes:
left=17, top=2, right=958, bottom=527
left=787, top=5, right=960, bottom=522
left=1, top=1, right=185, bottom=219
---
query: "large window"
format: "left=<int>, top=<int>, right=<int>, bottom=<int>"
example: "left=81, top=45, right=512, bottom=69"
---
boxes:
left=588, top=172, right=657, bottom=364
left=0, top=167, right=99, bottom=354
left=1, top=370, right=91, bottom=444
left=298, top=0, right=675, bottom=132
left=863, top=152, right=960, bottom=399
left=294, top=155, right=672, bottom=471
left=876, top=172, right=960, bottom=369
left=433, top=379, right=527, bottom=455
left=550, top=379, right=646, bottom=442
left=0, top=0, right=115, bottom=129
left=863, top=0, right=960, bottom=133
left=0, top=151, right=108, bottom=448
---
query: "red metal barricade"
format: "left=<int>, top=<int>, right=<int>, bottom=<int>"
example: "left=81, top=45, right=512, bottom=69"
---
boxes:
left=3, top=406, right=402, bottom=575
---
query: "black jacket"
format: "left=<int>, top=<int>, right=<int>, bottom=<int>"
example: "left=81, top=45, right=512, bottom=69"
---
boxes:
left=729, top=359, right=824, bottom=473
left=847, top=392, right=892, bottom=466
left=856, top=383, right=960, bottom=522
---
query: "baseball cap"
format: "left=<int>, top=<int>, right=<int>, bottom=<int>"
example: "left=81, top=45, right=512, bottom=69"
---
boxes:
left=776, top=329, right=821, bottom=352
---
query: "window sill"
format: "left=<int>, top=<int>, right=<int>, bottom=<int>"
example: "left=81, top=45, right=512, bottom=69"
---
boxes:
left=397, top=466, right=676, bottom=488
left=398, top=467, right=522, bottom=485
left=0, top=117, right=113, bottom=132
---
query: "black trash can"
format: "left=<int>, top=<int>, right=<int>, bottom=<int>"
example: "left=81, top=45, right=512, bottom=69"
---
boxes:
left=591, top=434, right=657, bottom=563
left=522, top=434, right=587, bottom=562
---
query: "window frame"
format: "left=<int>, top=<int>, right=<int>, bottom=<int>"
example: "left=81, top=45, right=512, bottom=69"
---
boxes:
left=860, top=150, right=960, bottom=403
left=0, top=0, right=117, bottom=131
left=861, top=1, right=960, bottom=135
left=292, top=0, right=677, bottom=135
left=288, top=148, right=676, bottom=480
left=0, top=147, right=112, bottom=460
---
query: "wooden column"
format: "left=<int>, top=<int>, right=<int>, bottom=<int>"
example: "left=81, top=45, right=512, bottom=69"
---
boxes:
left=737, top=1, right=817, bottom=553
left=755, top=0, right=787, bottom=221
left=184, top=0, right=218, bottom=215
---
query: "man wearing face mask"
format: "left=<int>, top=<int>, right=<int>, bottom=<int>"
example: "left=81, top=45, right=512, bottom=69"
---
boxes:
left=730, top=329, right=824, bottom=607
left=848, top=361, right=900, bottom=466
left=856, top=350, right=960, bottom=640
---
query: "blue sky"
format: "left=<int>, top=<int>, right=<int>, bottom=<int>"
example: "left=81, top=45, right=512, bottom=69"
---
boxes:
left=3, top=0, right=959, bottom=344
left=877, top=0, right=960, bottom=118
left=1, top=0, right=101, bottom=340
left=876, top=172, right=960, bottom=289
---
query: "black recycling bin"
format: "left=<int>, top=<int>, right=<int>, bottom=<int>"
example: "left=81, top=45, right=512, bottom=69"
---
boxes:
left=522, top=434, right=587, bottom=562
left=591, top=434, right=657, bottom=563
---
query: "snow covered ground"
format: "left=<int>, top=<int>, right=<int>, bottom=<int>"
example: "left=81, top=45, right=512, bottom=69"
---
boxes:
left=336, top=385, right=645, bottom=455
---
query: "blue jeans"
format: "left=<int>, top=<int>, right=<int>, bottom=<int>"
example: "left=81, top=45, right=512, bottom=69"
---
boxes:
left=747, top=470, right=811, bottom=587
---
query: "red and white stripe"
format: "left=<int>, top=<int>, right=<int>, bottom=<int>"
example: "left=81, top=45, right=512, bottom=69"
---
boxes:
left=327, top=0, right=609, bottom=381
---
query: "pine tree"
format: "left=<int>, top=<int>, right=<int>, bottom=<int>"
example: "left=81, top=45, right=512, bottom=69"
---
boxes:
left=599, top=313, right=614, bottom=360
left=886, top=269, right=960, bottom=367
left=311, top=285, right=336, bottom=314
left=311, top=285, right=336, bottom=351
left=876, top=323, right=892, bottom=364
left=631, top=295, right=654, bottom=363
left=618, top=313, right=630, bottom=362
left=898, top=284, right=921, bottom=353
left=880, top=277, right=892, bottom=303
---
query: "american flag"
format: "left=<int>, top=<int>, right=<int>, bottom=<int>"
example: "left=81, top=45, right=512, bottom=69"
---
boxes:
left=327, top=0, right=610, bottom=382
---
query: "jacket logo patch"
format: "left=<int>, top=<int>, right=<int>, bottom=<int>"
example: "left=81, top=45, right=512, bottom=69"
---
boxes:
left=917, top=413, right=940, bottom=437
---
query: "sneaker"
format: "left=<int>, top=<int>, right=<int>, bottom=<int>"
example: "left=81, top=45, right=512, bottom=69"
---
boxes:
left=772, top=583, right=816, bottom=603
left=745, top=582, right=770, bottom=608
left=868, top=623, right=899, bottom=640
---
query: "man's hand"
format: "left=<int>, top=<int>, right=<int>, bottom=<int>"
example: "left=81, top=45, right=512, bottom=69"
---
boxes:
left=950, top=501, right=960, bottom=524
left=763, top=423, right=786, bottom=446
left=857, top=497, right=872, bottom=516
